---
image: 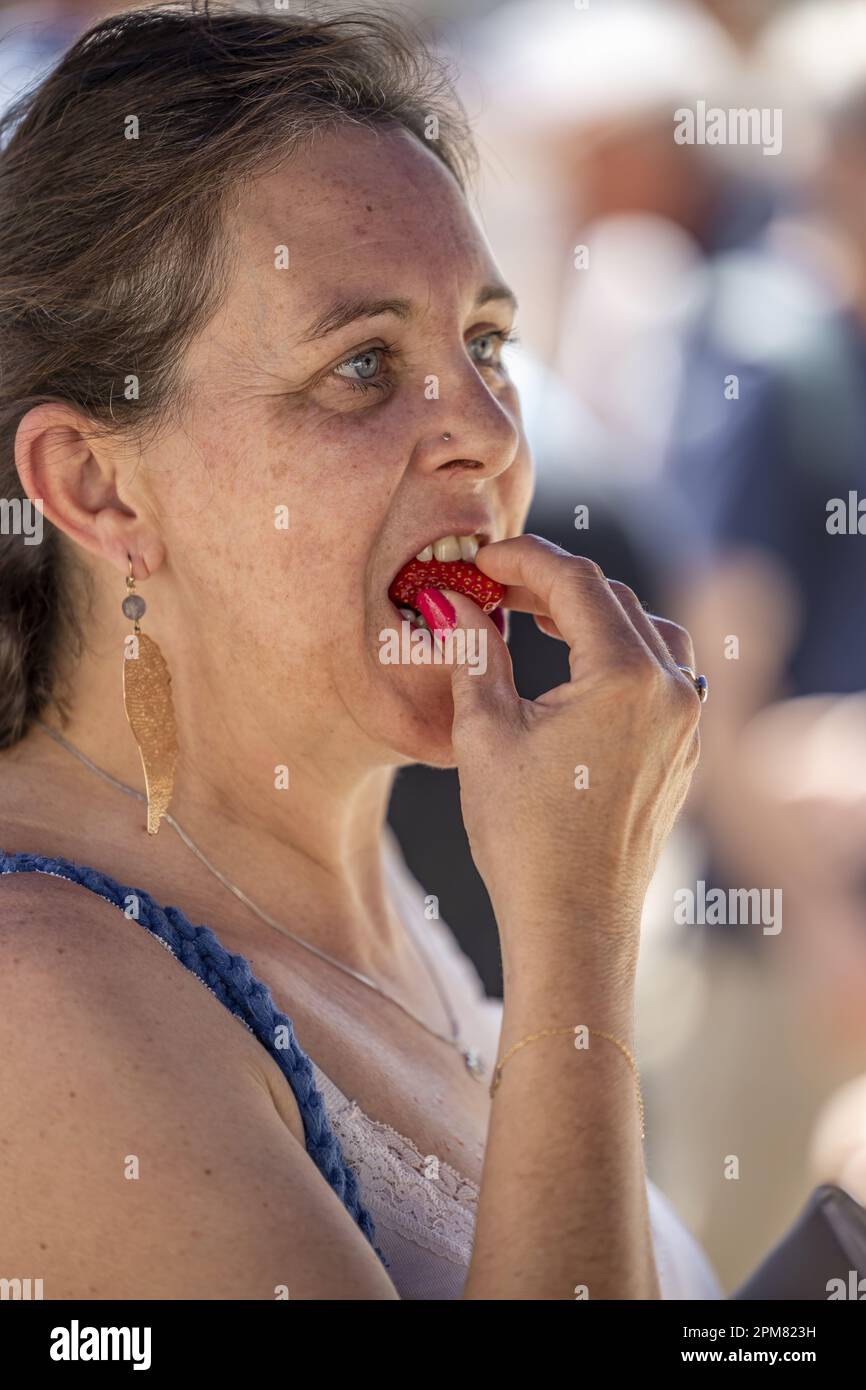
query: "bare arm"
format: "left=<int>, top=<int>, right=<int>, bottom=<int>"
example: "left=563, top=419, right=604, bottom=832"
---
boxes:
left=465, top=944, right=654, bottom=1300
left=441, top=537, right=702, bottom=1300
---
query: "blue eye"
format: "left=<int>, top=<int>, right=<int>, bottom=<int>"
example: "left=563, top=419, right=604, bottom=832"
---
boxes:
left=333, top=344, right=394, bottom=394
left=469, top=329, right=519, bottom=367
left=329, top=330, right=517, bottom=398
left=333, top=348, right=385, bottom=384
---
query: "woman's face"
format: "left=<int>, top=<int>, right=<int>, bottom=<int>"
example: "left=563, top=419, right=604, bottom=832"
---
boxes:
left=134, top=123, right=533, bottom=770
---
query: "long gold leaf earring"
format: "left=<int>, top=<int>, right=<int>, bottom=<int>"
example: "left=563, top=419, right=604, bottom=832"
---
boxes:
left=122, top=555, right=178, bottom=835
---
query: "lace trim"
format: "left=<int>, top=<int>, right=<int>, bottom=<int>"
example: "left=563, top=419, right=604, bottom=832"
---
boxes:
left=326, top=1098, right=480, bottom=1265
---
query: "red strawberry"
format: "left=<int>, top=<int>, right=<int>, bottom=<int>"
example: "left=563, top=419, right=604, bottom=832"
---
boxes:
left=389, top=558, right=505, bottom=614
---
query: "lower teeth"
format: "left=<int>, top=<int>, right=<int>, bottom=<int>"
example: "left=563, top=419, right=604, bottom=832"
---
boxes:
left=397, top=605, right=428, bottom=630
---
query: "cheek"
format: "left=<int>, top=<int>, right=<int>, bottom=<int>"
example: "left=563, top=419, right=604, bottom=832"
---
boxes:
left=255, top=417, right=411, bottom=612
left=270, top=398, right=409, bottom=522
left=185, top=416, right=396, bottom=580
left=170, top=404, right=415, bottom=670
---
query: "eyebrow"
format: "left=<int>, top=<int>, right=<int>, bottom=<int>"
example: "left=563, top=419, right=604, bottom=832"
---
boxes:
left=299, top=282, right=518, bottom=344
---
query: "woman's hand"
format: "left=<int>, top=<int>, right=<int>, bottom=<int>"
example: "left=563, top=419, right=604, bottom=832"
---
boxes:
left=437, top=535, right=702, bottom=973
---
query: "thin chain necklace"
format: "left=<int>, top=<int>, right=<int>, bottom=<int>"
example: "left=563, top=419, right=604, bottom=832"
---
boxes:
left=35, top=720, right=487, bottom=1081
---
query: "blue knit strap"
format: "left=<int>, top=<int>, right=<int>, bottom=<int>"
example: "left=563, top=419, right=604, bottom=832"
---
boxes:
left=0, top=849, right=388, bottom=1268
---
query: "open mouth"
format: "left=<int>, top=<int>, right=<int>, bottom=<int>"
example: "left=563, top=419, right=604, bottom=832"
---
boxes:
left=388, top=533, right=506, bottom=635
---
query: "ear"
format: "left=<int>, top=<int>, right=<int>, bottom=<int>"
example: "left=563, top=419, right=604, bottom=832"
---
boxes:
left=14, top=402, right=165, bottom=581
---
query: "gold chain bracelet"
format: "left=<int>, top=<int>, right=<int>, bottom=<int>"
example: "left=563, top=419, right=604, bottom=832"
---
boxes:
left=489, top=1025, right=645, bottom=1140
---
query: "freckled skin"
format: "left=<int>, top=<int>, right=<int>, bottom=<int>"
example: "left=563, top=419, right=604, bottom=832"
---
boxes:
left=169, top=123, right=533, bottom=771
left=26, top=123, right=533, bottom=773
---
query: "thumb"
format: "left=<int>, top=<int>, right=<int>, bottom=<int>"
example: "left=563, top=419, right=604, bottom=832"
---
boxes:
left=414, top=586, right=520, bottom=735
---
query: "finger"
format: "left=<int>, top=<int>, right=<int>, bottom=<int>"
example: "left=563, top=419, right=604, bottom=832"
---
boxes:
left=606, top=583, right=703, bottom=709
left=515, top=576, right=670, bottom=654
left=528, top=576, right=696, bottom=674
left=534, top=612, right=563, bottom=640
left=533, top=607, right=697, bottom=678
left=417, top=587, right=522, bottom=738
left=475, top=535, right=659, bottom=682
left=649, top=616, right=695, bottom=672
left=495, top=582, right=553, bottom=616
left=607, top=581, right=680, bottom=672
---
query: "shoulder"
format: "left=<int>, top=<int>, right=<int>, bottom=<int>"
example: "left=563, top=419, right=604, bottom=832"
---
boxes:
left=0, top=864, right=303, bottom=1131
left=1, top=863, right=203, bottom=1001
left=0, top=865, right=396, bottom=1297
left=0, top=863, right=148, bottom=982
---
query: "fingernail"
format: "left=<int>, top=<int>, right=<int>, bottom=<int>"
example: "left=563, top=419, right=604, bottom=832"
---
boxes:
left=414, top=587, right=456, bottom=633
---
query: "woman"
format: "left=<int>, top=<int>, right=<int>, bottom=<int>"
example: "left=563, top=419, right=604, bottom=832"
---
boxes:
left=0, top=4, right=717, bottom=1299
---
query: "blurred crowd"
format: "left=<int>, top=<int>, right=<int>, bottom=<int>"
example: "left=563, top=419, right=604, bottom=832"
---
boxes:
left=4, top=0, right=866, bottom=1292
left=451, top=0, right=866, bottom=1291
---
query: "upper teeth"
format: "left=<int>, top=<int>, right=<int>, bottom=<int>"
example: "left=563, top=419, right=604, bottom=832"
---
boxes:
left=416, top=533, right=480, bottom=563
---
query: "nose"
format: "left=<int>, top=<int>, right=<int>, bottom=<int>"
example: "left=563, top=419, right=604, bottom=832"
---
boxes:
left=411, top=354, right=522, bottom=482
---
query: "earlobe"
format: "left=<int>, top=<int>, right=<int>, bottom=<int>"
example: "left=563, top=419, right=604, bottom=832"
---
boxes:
left=13, top=400, right=162, bottom=579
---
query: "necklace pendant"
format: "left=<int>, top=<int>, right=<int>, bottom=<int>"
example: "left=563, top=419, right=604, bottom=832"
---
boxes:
left=463, top=1047, right=485, bottom=1081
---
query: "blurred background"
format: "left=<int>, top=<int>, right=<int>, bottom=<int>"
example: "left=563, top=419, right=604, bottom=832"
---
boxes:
left=5, top=0, right=866, bottom=1294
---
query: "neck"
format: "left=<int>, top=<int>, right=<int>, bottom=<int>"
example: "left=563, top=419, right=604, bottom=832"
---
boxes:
left=38, top=590, right=409, bottom=981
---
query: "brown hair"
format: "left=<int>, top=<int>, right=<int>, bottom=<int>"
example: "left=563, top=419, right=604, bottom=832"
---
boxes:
left=0, top=0, right=474, bottom=747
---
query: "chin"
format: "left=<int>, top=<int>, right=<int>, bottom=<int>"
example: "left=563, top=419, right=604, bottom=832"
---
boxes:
left=360, top=575, right=509, bottom=767
left=366, top=664, right=461, bottom=769
left=367, top=536, right=508, bottom=769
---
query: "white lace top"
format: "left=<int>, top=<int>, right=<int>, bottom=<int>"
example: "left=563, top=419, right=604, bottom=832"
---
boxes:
left=310, top=834, right=723, bottom=1300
